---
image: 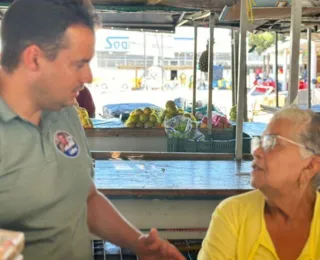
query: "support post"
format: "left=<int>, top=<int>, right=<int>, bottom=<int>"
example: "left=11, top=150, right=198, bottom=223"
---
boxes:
left=233, top=30, right=239, bottom=104
left=235, top=0, right=248, bottom=160
left=275, top=32, right=279, bottom=107
left=283, top=49, right=288, bottom=91
left=231, top=29, right=236, bottom=106
left=311, top=41, right=317, bottom=89
left=307, top=28, right=312, bottom=108
left=144, top=32, right=147, bottom=77
left=192, top=22, right=198, bottom=115
left=288, top=0, right=302, bottom=104
left=207, top=13, right=215, bottom=135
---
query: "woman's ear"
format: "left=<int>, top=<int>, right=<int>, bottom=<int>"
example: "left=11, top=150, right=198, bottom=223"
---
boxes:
left=302, top=156, right=320, bottom=184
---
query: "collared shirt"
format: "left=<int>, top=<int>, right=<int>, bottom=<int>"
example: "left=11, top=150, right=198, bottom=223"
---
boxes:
left=198, top=190, right=320, bottom=260
left=0, top=96, right=94, bottom=260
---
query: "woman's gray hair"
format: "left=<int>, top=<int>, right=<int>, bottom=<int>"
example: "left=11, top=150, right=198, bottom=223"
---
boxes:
left=270, top=105, right=320, bottom=189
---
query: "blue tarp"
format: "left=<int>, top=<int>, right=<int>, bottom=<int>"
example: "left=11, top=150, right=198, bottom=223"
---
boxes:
left=102, top=102, right=163, bottom=118
left=92, top=118, right=125, bottom=128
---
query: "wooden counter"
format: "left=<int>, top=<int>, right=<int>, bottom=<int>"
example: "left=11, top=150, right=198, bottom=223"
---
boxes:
left=94, top=154, right=252, bottom=199
left=93, top=153, right=253, bottom=239
left=85, top=122, right=266, bottom=152
left=85, top=128, right=167, bottom=137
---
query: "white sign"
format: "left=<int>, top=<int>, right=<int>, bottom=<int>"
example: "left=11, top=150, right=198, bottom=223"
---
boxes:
left=104, top=36, right=130, bottom=51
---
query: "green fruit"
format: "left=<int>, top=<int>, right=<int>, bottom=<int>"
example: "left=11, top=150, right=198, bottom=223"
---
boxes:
left=129, top=114, right=139, bottom=123
left=167, top=106, right=178, bottom=115
left=126, top=122, right=136, bottom=128
left=165, top=100, right=176, bottom=109
left=183, top=113, right=192, bottom=119
left=134, top=109, right=143, bottom=116
left=199, top=49, right=208, bottom=72
left=143, top=107, right=152, bottom=115
left=149, top=114, right=157, bottom=123
left=144, top=121, right=154, bottom=128
left=173, top=132, right=182, bottom=138
left=136, top=122, right=144, bottom=128
left=139, top=114, right=149, bottom=123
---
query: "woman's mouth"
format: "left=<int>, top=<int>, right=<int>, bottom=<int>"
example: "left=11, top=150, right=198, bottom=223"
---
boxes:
left=252, top=163, right=263, bottom=171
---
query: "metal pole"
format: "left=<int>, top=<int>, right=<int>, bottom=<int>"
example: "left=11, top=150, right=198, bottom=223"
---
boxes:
left=275, top=32, right=279, bottom=107
left=231, top=29, right=235, bottom=106
left=207, top=13, right=215, bottom=136
left=231, top=29, right=236, bottom=106
left=307, top=28, right=312, bottom=108
left=288, top=0, right=302, bottom=104
left=283, top=49, right=288, bottom=91
left=235, top=0, right=248, bottom=160
left=243, top=63, right=248, bottom=122
left=192, top=22, right=198, bottom=115
left=161, top=33, right=164, bottom=89
left=144, top=32, right=147, bottom=77
left=233, top=30, right=239, bottom=103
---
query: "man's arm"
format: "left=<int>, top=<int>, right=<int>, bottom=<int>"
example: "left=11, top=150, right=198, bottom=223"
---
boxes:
left=87, top=182, right=142, bottom=252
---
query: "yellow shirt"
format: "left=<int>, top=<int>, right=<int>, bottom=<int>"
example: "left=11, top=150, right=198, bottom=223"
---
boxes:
left=198, top=190, right=320, bottom=260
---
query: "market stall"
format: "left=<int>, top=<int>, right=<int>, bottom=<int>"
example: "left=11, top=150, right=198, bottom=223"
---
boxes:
left=0, top=0, right=316, bottom=259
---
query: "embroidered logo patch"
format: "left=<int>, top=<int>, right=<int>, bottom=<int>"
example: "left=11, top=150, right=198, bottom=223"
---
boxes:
left=53, top=130, right=80, bottom=158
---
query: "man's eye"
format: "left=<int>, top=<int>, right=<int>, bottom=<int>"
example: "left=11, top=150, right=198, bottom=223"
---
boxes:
left=75, top=63, right=84, bottom=69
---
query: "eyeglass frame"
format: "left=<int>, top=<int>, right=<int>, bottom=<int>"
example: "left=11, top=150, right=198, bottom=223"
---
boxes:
left=251, top=134, right=316, bottom=155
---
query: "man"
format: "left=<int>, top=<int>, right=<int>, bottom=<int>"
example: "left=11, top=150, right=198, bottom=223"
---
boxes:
left=0, top=1, right=185, bottom=260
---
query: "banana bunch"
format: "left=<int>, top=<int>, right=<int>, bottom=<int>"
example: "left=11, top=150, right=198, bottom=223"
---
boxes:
left=75, top=105, right=93, bottom=129
left=229, top=105, right=237, bottom=121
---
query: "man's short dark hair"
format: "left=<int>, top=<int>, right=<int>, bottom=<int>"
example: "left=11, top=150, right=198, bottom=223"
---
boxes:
left=1, top=0, right=97, bottom=73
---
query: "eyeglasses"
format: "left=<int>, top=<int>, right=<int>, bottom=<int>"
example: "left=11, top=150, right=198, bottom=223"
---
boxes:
left=251, top=134, right=315, bottom=154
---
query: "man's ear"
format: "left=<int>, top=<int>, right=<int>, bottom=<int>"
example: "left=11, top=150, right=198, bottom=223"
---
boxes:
left=21, top=45, right=43, bottom=71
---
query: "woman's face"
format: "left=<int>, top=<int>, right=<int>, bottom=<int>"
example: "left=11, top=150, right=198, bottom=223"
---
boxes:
left=251, top=118, right=310, bottom=194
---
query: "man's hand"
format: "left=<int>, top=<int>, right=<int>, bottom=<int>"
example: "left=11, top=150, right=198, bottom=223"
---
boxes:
left=135, top=228, right=186, bottom=260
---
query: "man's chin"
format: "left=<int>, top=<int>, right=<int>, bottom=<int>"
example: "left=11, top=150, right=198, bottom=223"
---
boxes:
left=63, top=98, right=78, bottom=108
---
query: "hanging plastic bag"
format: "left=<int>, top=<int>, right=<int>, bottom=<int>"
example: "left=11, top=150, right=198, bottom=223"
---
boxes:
left=164, top=115, right=204, bottom=141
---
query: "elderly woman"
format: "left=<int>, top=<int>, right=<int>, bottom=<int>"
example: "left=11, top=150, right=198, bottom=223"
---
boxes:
left=198, top=106, right=320, bottom=260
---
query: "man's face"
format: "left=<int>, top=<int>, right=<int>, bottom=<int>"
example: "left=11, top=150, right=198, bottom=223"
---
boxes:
left=58, top=134, right=68, bottom=145
left=33, top=25, right=95, bottom=110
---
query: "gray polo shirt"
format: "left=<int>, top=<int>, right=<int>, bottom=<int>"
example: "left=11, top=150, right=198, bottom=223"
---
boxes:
left=0, top=97, right=94, bottom=260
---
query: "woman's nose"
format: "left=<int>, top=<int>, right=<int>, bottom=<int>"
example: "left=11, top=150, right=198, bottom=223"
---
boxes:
left=252, top=145, right=263, bottom=158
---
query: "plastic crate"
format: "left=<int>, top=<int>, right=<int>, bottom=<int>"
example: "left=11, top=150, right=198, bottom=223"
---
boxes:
left=167, top=137, right=251, bottom=154
left=184, top=139, right=235, bottom=153
left=92, top=239, right=202, bottom=260
left=206, top=126, right=235, bottom=140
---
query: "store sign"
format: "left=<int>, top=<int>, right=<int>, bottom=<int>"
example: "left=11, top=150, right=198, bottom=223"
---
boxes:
left=105, top=36, right=130, bottom=51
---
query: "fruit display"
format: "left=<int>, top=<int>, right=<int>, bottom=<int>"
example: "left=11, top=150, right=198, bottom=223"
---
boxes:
left=124, top=100, right=198, bottom=128
left=160, top=100, right=197, bottom=123
left=229, top=105, right=237, bottom=121
left=200, top=114, right=231, bottom=129
left=75, top=105, right=94, bottom=129
left=125, top=107, right=162, bottom=128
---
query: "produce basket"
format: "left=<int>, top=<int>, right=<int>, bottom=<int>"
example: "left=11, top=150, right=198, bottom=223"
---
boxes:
left=167, top=137, right=251, bottom=154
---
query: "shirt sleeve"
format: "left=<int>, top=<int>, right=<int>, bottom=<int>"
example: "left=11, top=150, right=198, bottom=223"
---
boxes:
left=198, top=200, right=239, bottom=260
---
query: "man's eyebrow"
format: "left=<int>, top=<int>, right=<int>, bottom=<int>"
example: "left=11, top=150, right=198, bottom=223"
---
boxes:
left=79, top=59, right=90, bottom=63
left=74, top=59, right=91, bottom=64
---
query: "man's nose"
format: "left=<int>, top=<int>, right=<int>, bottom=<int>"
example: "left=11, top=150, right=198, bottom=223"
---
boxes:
left=82, top=65, right=93, bottom=84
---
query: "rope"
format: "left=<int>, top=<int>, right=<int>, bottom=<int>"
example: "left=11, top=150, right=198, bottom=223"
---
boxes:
left=246, top=0, right=256, bottom=23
